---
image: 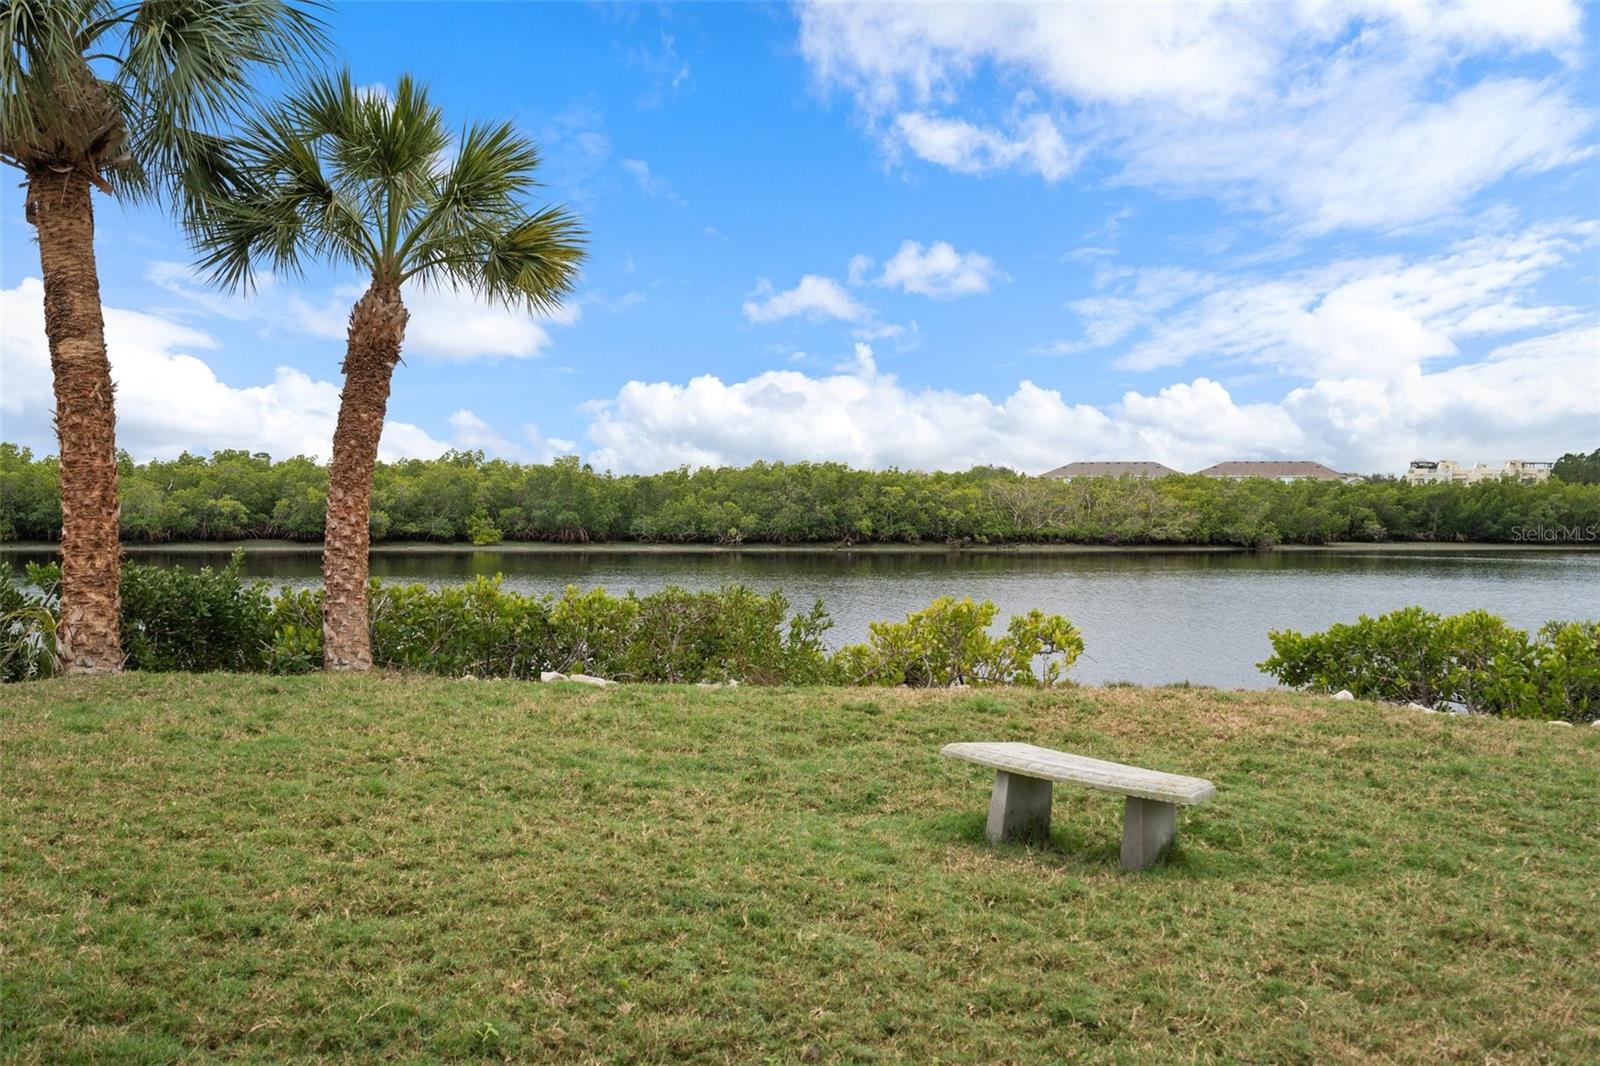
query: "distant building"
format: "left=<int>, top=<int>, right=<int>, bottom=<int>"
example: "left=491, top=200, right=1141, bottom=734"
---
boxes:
left=1406, top=459, right=1459, bottom=484
left=1502, top=459, right=1554, bottom=483
left=1041, top=461, right=1180, bottom=481
left=1407, top=459, right=1553, bottom=485
left=1195, top=461, right=1344, bottom=483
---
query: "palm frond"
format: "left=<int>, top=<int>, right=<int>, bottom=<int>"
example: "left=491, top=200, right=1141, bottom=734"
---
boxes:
left=0, top=0, right=116, bottom=167
left=120, top=0, right=327, bottom=204
left=468, top=205, right=587, bottom=314
left=188, top=67, right=585, bottom=318
left=190, top=101, right=376, bottom=292
left=2, top=0, right=325, bottom=203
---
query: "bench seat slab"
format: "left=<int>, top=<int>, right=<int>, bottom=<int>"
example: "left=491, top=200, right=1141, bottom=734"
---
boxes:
left=941, top=742, right=1215, bottom=806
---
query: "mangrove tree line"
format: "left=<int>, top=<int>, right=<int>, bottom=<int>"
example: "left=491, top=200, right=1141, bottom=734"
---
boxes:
left=3, top=444, right=1598, bottom=548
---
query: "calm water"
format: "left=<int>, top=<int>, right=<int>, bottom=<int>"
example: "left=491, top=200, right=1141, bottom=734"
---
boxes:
left=6, top=545, right=1595, bottom=688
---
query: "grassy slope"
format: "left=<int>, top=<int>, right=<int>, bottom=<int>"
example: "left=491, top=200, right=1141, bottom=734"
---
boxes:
left=3, top=677, right=1597, bottom=1064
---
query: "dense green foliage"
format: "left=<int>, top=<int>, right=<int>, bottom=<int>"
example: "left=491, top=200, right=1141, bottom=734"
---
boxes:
left=0, top=558, right=1078, bottom=687
left=1260, top=607, right=1600, bottom=721
left=5, top=443, right=1599, bottom=547
left=835, top=598, right=1083, bottom=687
left=1553, top=447, right=1600, bottom=485
left=0, top=561, right=55, bottom=682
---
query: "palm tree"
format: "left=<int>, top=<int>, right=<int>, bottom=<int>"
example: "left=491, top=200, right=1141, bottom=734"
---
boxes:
left=192, top=72, right=585, bottom=670
left=0, top=0, right=324, bottom=673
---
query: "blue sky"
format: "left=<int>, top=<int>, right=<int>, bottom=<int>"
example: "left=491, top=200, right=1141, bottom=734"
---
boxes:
left=3, top=1, right=1597, bottom=474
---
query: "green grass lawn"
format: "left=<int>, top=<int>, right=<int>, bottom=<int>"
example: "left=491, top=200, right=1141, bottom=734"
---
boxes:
left=4, top=676, right=1597, bottom=1063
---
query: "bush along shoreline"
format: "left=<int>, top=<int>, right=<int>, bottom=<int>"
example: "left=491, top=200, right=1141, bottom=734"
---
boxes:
left=0, top=556, right=1082, bottom=688
left=1260, top=607, right=1600, bottom=722
left=6, top=556, right=1595, bottom=721
left=5, top=444, right=1599, bottom=548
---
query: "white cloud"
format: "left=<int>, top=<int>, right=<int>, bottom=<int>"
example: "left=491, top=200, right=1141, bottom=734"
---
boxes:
left=1357, top=0, right=1584, bottom=57
left=1051, top=222, right=1596, bottom=377
left=874, top=239, right=1006, bottom=298
left=1120, top=75, right=1596, bottom=234
left=580, top=348, right=1325, bottom=475
left=742, top=275, right=869, bottom=324
left=143, top=263, right=580, bottom=362
left=754, top=242, right=999, bottom=330
left=586, top=345, right=1109, bottom=472
left=799, top=2, right=1285, bottom=117
left=620, top=157, right=686, bottom=205
left=0, top=277, right=489, bottom=462
left=7, top=266, right=1590, bottom=479
left=401, top=283, right=579, bottom=362
left=800, top=2, right=1583, bottom=117
left=582, top=323, right=1597, bottom=476
left=895, top=110, right=1077, bottom=181
left=851, top=321, right=911, bottom=343
left=1043, top=266, right=1213, bottom=353
left=537, top=104, right=615, bottom=210
left=1119, top=378, right=1306, bottom=460
left=447, top=410, right=519, bottom=456
left=1281, top=325, right=1600, bottom=472
left=798, top=1, right=1595, bottom=231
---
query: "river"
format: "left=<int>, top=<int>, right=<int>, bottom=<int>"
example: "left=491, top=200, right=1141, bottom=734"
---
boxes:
left=5, top=543, right=1595, bottom=688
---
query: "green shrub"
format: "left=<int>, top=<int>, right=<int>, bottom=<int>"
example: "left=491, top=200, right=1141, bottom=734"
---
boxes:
left=265, top=587, right=323, bottom=673
left=619, top=585, right=821, bottom=683
left=1531, top=621, right=1600, bottom=722
left=1260, top=608, right=1600, bottom=721
left=465, top=509, right=502, bottom=546
left=1438, top=610, right=1538, bottom=718
left=547, top=585, right=640, bottom=676
left=1264, top=606, right=1451, bottom=706
left=0, top=562, right=57, bottom=682
left=118, top=552, right=275, bottom=672
left=834, top=597, right=1082, bottom=687
left=1, top=564, right=1084, bottom=688
left=371, top=578, right=555, bottom=678
left=3, top=554, right=279, bottom=678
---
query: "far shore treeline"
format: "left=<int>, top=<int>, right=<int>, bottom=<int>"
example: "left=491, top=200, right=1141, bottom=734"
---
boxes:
left=3, top=443, right=1598, bottom=548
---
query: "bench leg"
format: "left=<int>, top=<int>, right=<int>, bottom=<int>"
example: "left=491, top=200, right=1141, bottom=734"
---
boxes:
left=985, top=771, right=1052, bottom=845
left=1121, top=797, right=1177, bottom=870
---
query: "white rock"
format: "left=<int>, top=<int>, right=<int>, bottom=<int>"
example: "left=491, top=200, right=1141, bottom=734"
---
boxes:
left=1332, top=689, right=1355, bottom=701
left=567, top=673, right=617, bottom=688
left=539, top=671, right=567, bottom=683
left=1591, top=719, right=1600, bottom=729
left=696, top=681, right=723, bottom=689
left=726, top=679, right=741, bottom=688
left=1548, top=720, right=1573, bottom=727
left=1405, top=702, right=1434, bottom=713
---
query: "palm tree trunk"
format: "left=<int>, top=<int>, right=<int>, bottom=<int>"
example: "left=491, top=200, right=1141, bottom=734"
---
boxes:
left=25, top=168, right=123, bottom=673
left=323, top=281, right=408, bottom=670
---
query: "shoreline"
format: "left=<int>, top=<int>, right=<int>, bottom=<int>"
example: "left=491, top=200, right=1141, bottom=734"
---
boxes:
left=3, top=539, right=1597, bottom=556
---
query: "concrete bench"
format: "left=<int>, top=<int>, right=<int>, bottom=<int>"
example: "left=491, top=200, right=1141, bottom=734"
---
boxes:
left=941, top=742, right=1215, bottom=870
